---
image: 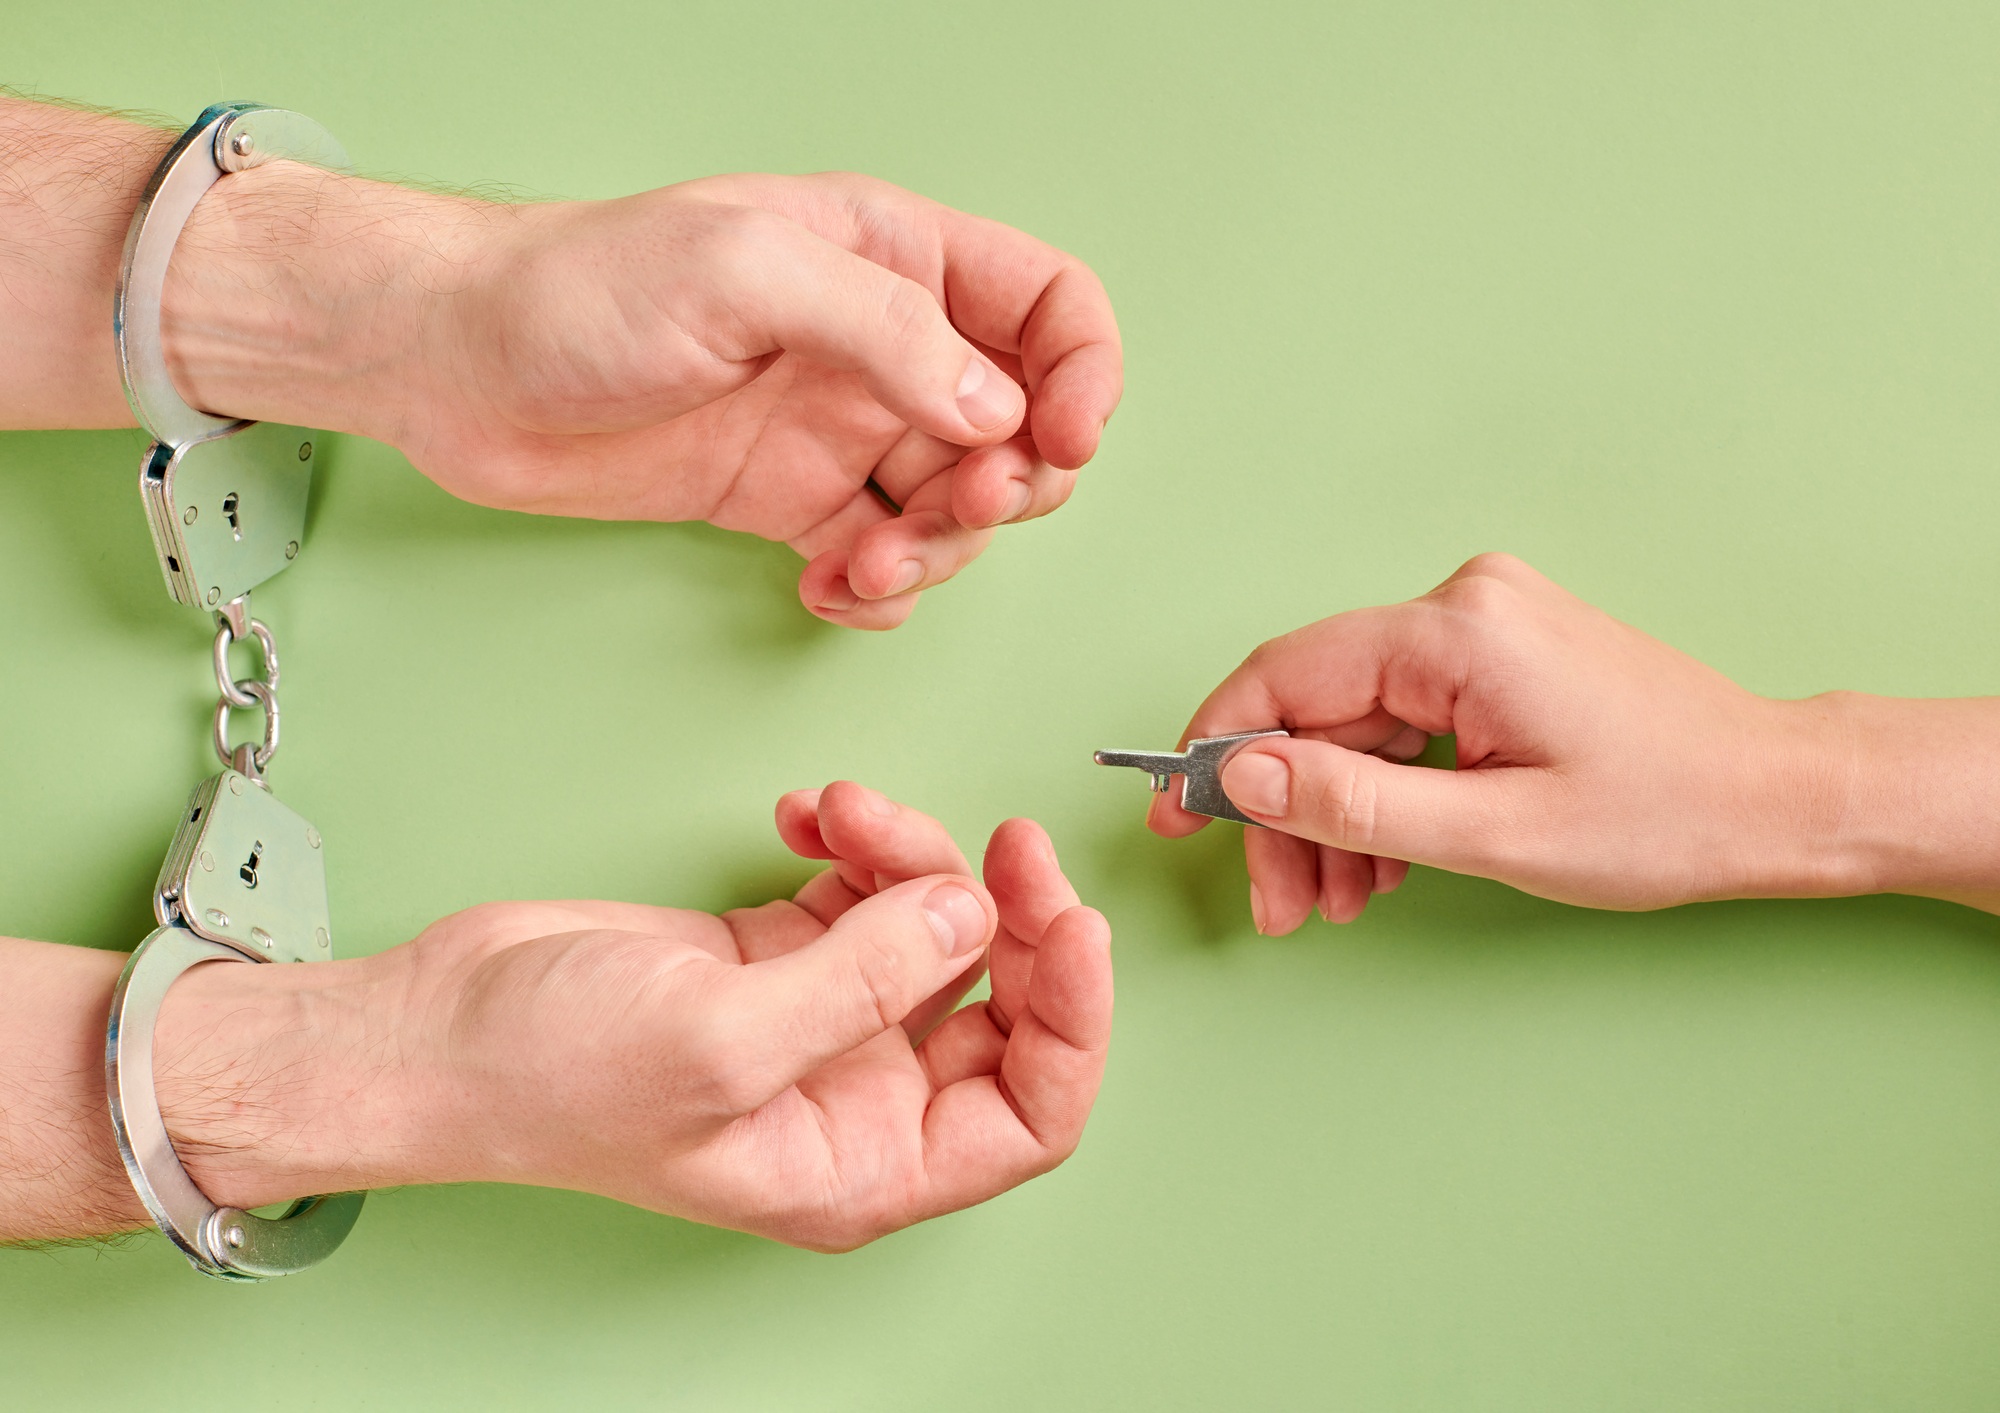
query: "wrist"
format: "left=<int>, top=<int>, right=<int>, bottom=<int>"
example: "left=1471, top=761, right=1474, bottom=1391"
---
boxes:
left=1796, top=691, right=2000, bottom=906
left=151, top=944, right=452, bottom=1209
left=160, top=159, right=490, bottom=450
left=1735, top=693, right=1869, bottom=898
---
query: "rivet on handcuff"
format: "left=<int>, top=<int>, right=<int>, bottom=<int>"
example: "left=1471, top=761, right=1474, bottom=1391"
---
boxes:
left=104, top=102, right=362, bottom=1281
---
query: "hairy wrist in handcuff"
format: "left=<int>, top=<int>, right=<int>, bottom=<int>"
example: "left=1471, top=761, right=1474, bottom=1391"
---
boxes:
left=159, top=156, right=474, bottom=452
left=106, top=102, right=372, bottom=1280
left=150, top=948, right=433, bottom=1213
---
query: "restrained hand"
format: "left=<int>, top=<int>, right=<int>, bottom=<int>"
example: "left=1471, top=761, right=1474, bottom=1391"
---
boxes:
left=159, top=162, right=1123, bottom=629
left=3, top=96, right=1122, bottom=628
left=85, top=784, right=1112, bottom=1251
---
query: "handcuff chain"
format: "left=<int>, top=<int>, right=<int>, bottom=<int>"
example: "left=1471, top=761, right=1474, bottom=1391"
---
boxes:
left=211, top=594, right=280, bottom=776
left=112, top=101, right=357, bottom=1283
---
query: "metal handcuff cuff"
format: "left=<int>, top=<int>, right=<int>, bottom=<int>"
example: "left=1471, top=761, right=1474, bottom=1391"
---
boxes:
left=104, top=103, right=362, bottom=1281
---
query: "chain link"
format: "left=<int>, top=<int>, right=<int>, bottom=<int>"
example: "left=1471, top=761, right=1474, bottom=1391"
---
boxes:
left=211, top=595, right=280, bottom=775
left=212, top=615, right=279, bottom=708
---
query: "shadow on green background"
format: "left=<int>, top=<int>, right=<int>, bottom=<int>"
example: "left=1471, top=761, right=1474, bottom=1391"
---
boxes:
left=6, top=2, right=2000, bottom=1409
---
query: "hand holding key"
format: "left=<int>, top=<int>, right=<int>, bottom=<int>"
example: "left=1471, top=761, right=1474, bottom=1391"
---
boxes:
left=1095, top=730, right=1288, bottom=825
left=1137, top=553, right=2000, bottom=932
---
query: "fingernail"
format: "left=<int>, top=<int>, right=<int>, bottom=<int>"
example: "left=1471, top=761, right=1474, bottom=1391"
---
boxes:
left=814, top=576, right=859, bottom=613
left=1250, top=882, right=1269, bottom=935
left=923, top=883, right=989, bottom=956
left=888, top=559, right=923, bottom=595
left=956, top=357, right=1020, bottom=431
left=859, top=786, right=895, bottom=817
left=1225, top=751, right=1290, bottom=817
left=999, top=480, right=1032, bottom=523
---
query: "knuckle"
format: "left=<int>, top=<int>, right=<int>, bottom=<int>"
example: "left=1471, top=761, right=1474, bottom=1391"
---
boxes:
left=802, top=1217, right=880, bottom=1254
left=1036, top=1124, right=1082, bottom=1168
left=1456, top=550, right=1529, bottom=582
left=701, top=200, right=778, bottom=245
left=1436, top=570, right=1518, bottom=628
left=692, top=204, right=788, bottom=286
left=704, top=1063, right=771, bottom=1119
left=843, top=927, right=915, bottom=1033
left=817, top=169, right=903, bottom=204
left=1241, top=633, right=1289, bottom=677
left=876, top=277, right=945, bottom=357
left=682, top=1005, right=769, bottom=1116
left=782, top=1191, right=899, bottom=1253
left=1311, top=761, right=1379, bottom=850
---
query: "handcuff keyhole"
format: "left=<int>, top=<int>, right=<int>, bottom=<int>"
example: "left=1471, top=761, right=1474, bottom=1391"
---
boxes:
left=239, top=841, right=263, bottom=889
left=223, top=492, right=241, bottom=541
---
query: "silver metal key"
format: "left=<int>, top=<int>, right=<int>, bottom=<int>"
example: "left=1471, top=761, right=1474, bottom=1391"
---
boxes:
left=1094, top=729, right=1289, bottom=825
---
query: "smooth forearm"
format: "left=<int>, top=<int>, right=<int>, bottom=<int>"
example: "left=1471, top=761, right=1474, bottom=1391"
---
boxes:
left=1806, top=692, right=2000, bottom=912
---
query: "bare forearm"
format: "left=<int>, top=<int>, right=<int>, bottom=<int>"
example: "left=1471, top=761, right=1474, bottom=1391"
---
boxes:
left=0, top=935, right=442, bottom=1241
left=0, top=939, right=142, bottom=1235
left=160, top=156, right=487, bottom=451
left=0, top=93, right=472, bottom=442
left=1815, top=692, right=2000, bottom=913
left=0, top=97, right=171, bottom=426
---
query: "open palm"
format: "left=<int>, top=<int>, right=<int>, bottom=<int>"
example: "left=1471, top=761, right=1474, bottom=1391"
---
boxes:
left=401, top=781, right=1112, bottom=1249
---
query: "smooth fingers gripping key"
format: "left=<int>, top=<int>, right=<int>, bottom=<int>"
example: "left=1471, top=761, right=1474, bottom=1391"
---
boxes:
left=1094, top=729, right=1289, bottom=825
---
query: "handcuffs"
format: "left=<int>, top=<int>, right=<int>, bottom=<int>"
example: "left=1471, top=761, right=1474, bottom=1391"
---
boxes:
left=105, top=103, right=362, bottom=1280
left=104, top=101, right=1284, bottom=1282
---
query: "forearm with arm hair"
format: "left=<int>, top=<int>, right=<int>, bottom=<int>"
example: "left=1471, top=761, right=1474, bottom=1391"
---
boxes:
left=0, top=936, right=436, bottom=1242
left=0, top=99, right=470, bottom=1240
left=0, top=93, right=464, bottom=439
left=0, top=941, right=140, bottom=1235
left=0, top=98, right=172, bottom=426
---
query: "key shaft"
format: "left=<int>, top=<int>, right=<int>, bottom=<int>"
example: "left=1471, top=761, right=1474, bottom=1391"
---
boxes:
left=1093, top=729, right=1289, bottom=825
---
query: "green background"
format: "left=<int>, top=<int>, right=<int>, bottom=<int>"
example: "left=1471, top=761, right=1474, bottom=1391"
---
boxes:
left=5, top=2, right=2000, bottom=1407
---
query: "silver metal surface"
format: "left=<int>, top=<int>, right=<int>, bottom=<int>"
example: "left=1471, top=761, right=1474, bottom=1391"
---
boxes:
left=117, top=104, right=346, bottom=610
left=212, top=106, right=350, bottom=177
left=138, top=420, right=317, bottom=608
left=113, top=109, right=244, bottom=447
left=216, top=593, right=252, bottom=642
left=1094, top=729, right=1291, bottom=825
left=212, top=678, right=280, bottom=773
left=153, top=768, right=330, bottom=963
left=111, top=102, right=361, bottom=1282
left=212, top=609, right=278, bottom=710
left=106, top=926, right=362, bottom=1281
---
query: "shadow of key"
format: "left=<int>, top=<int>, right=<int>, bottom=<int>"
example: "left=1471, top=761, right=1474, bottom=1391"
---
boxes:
left=1091, top=808, right=1250, bottom=948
